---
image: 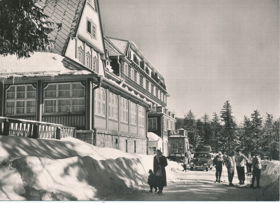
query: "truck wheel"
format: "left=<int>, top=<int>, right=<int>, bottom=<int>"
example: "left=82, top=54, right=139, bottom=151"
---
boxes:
left=206, top=168, right=208, bottom=171
left=191, top=167, right=193, bottom=170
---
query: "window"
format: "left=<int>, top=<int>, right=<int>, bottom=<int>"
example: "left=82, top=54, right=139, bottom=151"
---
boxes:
left=130, top=102, right=137, bottom=125
left=155, top=87, right=158, bottom=98
left=78, top=46, right=84, bottom=64
left=108, top=91, right=118, bottom=120
left=44, top=83, right=85, bottom=114
left=120, top=97, right=128, bottom=123
left=138, top=106, right=145, bottom=127
left=148, top=118, right=157, bottom=131
left=140, top=75, right=143, bottom=86
left=146, top=80, right=149, bottom=91
left=92, top=56, right=97, bottom=72
left=124, top=63, right=128, bottom=76
left=86, top=52, right=91, bottom=69
left=86, top=19, right=96, bottom=39
left=95, top=87, right=106, bottom=117
left=5, top=85, right=36, bottom=115
left=135, top=71, right=139, bottom=84
left=131, top=68, right=134, bottom=81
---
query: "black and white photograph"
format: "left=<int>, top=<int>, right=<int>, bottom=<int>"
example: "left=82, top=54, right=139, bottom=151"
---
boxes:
left=0, top=0, right=279, bottom=201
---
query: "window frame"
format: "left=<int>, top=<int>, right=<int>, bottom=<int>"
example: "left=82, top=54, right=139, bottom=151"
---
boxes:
left=5, top=84, right=36, bottom=116
left=148, top=117, right=157, bottom=131
left=43, top=82, right=85, bottom=114
left=95, top=87, right=106, bottom=117
left=86, top=18, right=97, bottom=39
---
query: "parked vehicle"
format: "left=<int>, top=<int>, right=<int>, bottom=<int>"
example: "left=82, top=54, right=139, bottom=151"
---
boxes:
left=167, top=130, right=191, bottom=163
left=190, top=145, right=213, bottom=171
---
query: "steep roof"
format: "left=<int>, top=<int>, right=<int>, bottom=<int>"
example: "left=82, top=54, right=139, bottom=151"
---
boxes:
left=36, top=0, right=86, bottom=56
left=104, top=37, right=123, bottom=57
left=106, top=37, right=129, bottom=55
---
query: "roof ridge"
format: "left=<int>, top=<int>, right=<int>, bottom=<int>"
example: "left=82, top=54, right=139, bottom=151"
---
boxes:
left=106, top=36, right=130, bottom=42
left=104, top=36, right=124, bottom=56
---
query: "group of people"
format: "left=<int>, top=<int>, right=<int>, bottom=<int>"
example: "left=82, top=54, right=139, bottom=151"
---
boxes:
left=147, top=148, right=262, bottom=195
left=213, top=148, right=262, bottom=188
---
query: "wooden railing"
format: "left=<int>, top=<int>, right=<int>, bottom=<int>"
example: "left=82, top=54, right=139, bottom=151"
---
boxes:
left=0, top=116, right=76, bottom=140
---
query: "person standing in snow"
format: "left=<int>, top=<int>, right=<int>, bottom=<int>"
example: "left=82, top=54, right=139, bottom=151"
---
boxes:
left=147, top=169, right=157, bottom=193
left=213, top=151, right=224, bottom=183
left=250, top=151, right=262, bottom=188
left=224, top=151, right=235, bottom=186
left=153, top=149, right=168, bottom=194
left=235, top=148, right=249, bottom=185
left=246, top=152, right=253, bottom=176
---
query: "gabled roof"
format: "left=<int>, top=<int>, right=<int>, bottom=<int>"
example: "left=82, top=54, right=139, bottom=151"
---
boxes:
left=36, top=0, right=86, bottom=56
left=106, top=37, right=129, bottom=55
left=104, top=37, right=123, bottom=57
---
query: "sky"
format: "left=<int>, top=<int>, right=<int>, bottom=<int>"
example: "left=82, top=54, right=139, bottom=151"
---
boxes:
left=99, top=0, right=279, bottom=124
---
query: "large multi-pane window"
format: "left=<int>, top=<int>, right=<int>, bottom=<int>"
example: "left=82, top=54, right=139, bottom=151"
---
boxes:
left=95, top=87, right=106, bottom=117
left=130, top=102, right=137, bottom=125
left=108, top=91, right=118, bottom=120
left=44, top=83, right=85, bottom=114
left=138, top=106, right=145, bottom=127
left=120, top=97, right=128, bottom=123
left=5, top=85, right=36, bottom=115
left=148, top=118, right=157, bottom=130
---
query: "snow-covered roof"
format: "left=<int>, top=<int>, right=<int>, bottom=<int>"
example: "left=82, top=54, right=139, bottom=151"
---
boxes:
left=0, top=52, right=94, bottom=79
left=147, top=132, right=161, bottom=141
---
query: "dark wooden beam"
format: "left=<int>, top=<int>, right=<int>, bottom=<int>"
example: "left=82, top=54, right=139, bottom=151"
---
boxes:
left=85, top=78, right=93, bottom=130
left=36, top=80, right=43, bottom=121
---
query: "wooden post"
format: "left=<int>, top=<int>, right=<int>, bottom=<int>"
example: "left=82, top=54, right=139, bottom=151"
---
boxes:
left=56, top=127, right=61, bottom=140
left=85, top=78, right=93, bottom=130
left=33, top=124, right=39, bottom=139
left=3, top=119, right=10, bottom=136
left=0, top=82, right=3, bottom=116
left=36, top=80, right=43, bottom=121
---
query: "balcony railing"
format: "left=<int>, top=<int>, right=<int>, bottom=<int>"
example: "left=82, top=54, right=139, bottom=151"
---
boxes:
left=0, top=116, right=76, bottom=139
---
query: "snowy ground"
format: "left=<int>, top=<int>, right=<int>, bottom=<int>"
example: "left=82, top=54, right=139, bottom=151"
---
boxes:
left=0, top=135, right=279, bottom=201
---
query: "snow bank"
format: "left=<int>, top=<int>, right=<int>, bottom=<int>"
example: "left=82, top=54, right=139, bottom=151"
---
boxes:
left=0, top=136, right=147, bottom=200
left=257, top=160, right=280, bottom=201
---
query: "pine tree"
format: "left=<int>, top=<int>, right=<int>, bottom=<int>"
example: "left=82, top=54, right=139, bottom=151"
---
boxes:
left=250, top=110, right=263, bottom=150
left=220, top=101, right=238, bottom=153
left=184, top=110, right=201, bottom=150
left=0, top=0, right=61, bottom=58
left=241, top=116, right=254, bottom=152
left=211, top=112, right=222, bottom=153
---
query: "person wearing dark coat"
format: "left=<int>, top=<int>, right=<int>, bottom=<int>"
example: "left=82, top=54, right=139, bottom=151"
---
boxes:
left=213, top=151, right=224, bottom=183
left=147, top=169, right=157, bottom=192
left=153, top=149, right=168, bottom=194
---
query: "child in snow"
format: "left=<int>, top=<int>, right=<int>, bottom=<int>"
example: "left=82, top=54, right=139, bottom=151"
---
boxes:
left=250, top=152, right=262, bottom=188
left=147, top=169, right=157, bottom=193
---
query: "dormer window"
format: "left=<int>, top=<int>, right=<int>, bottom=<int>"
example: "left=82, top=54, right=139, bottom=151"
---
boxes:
left=86, top=19, right=96, bottom=39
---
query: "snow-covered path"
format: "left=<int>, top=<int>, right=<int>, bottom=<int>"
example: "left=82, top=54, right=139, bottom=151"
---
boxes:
left=113, top=169, right=264, bottom=201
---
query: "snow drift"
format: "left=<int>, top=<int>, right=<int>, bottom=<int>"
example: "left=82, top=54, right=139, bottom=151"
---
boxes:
left=0, top=136, right=149, bottom=200
left=0, top=135, right=279, bottom=201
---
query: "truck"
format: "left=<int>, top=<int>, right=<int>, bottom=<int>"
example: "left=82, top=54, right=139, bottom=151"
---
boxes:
left=167, top=129, right=191, bottom=163
left=190, top=144, right=214, bottom=171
